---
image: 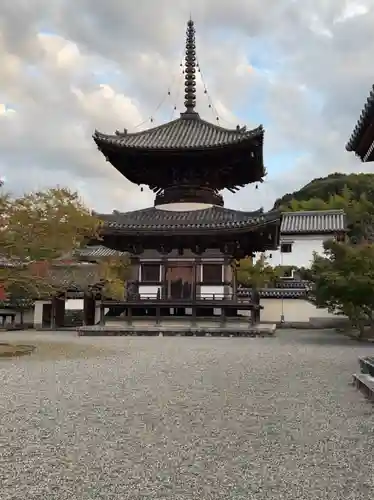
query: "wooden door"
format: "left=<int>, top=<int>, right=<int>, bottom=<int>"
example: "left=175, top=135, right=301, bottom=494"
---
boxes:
left=167, top=264, right=193, bottom=299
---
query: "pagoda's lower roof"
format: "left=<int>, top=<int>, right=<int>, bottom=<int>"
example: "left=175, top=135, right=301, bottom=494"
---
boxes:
left=98, top=206, right=280, bottom=233
left=94, top=114, right=263, bottom=151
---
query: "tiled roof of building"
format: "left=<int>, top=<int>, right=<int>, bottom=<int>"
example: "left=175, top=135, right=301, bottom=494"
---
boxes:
left=98, top=206, right=279, bottom=232
left=77, top=246, right=126, bottom=259
left=237, top=287, right=307, bottom=299
left=93, top=116, right=264, bottom=151
left=281, top=210, right=346, bottom=234
left=346, top=84, right=374, bottom=157
left=46, top=263, right=102, bottom=291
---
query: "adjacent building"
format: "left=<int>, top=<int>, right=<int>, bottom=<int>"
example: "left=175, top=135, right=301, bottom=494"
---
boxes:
left=259, top=209, right=347, bottom=268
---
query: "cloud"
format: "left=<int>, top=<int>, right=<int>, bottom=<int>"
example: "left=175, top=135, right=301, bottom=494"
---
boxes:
left=0, top=0, right=373, bottom=213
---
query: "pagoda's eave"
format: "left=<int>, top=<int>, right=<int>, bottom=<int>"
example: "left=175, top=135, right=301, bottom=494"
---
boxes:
left=93, top=126, right=264, bottom=154
left=99, top=221, right=280, bottom=237
left=94, top=138, right=263, bottom=155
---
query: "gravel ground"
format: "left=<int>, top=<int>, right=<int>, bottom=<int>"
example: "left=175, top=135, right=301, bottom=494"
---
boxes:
left=0, top=329, right=374, bottom=500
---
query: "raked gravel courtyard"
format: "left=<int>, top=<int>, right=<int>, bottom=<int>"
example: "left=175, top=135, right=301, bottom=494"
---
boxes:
left=1, top=329, right=374, bottom=500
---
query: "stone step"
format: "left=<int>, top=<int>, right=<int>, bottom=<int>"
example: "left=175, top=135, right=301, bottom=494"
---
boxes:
left=359, top=356, right=374, bottom=376
left=352, top=373, right=374, bottom=401
left=77, top=323, right=276, bottom=337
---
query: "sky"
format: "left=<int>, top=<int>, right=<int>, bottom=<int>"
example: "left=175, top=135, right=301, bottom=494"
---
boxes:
left=0, top=0, right=373, bottom=213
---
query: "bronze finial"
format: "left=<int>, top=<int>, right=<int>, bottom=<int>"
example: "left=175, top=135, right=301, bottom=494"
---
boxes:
left=184, top=19, right=197, bottom=114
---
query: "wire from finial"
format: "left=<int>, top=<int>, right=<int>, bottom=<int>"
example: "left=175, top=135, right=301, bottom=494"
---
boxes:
left=184, top=19, right=197, bottom=114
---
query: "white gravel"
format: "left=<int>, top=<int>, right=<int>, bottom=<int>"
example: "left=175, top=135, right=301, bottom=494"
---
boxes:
left=0, top=329, right=374, bottom=499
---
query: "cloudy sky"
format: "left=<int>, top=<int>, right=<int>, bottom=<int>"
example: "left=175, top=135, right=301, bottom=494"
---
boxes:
left=0, top=0, right=373, bottom=213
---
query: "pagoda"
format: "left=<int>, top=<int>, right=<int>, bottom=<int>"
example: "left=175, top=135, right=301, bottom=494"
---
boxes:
left=90, top=20, right=281, bottom=325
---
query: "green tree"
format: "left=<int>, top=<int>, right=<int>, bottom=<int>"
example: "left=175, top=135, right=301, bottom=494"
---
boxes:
left=275, top=173, right=374, bottom=241
left=98, top=255, right=131, bottom=300
left=309, top=240, right=374, bottom=338
left=236, top=254, right=280, bottom=288
left=0, top=187, right=100, bottom=297
left=0, top=186, right=129, bottom=302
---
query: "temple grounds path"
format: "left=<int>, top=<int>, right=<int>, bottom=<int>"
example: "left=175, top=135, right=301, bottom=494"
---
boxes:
left=1, top=329, right=374, bottom=499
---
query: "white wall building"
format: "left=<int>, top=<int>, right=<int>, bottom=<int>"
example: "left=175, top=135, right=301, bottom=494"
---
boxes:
left=256, top=209, right=347, bottom=268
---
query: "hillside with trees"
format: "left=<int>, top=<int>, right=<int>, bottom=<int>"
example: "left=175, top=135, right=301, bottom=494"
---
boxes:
left=273, top=173, right=374, bottom=240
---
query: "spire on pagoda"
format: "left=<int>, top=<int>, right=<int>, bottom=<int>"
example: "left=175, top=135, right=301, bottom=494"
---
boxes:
left=183, top=19, right=197, bottom=115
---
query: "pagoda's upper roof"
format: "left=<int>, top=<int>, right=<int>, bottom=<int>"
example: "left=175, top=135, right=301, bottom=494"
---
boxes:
left=346, top=84, right=374, bottom=161
left=94, top=115, right=263, bottom=152
left=98, top=206, right=279, bottom=234
left=94, top=19, right=263, bottom=156
left=93, top=19, right=266, bottom=196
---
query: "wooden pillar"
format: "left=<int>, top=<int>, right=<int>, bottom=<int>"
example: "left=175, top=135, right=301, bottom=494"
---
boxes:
left=195, top=257, right=202, bottom=300
left=51, top=298, right=56, bottom=329
left=161, top=257, right=168, bottom=299
left=130, top=256, right=140, bottom=294
left=99, top=302, right=105, bottom=325
left=51, top=296, right=66, bottom=328
left=250, top=308, right=256, bottom=326
left=252, top=289, right=260, bottom=324
left=56, top=298, right=65, bottom=327
left=223, top=257, right=231, bottom=299
left=191, top=304, right=197, bottom=326
left=83, top=293, right=95, bottom=326
left=220, top=306, right=226, bottom=326
left=156, top=306, right=161, bottom=325
left=127, top=306, right=132, bottom=326
left=192, top=259, right=197, bottom=300
left=232, top=263, right=238, bottom=300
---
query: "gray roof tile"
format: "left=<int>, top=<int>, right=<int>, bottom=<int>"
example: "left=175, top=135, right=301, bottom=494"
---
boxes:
left=237, top=287, right=307, bottom=299
left=78, top=210, right=346, bottom=258
left=281, top=210, right=346, bottom=234
left=77, top=246, right=126, bottom=258
left=94, top=115, right=263, bottom=151
left=346, top=84, right=374, bottom=157
left=98, top=206, right=279, bottom=232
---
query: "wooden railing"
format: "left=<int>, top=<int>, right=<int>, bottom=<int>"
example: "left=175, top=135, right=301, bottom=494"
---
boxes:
left=126, top=292, right=253, bottom=302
